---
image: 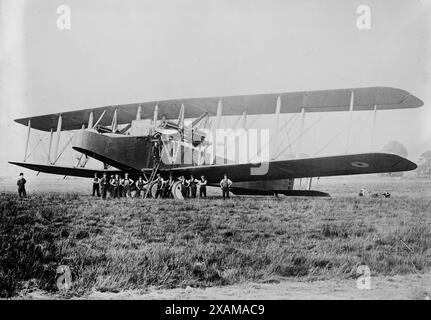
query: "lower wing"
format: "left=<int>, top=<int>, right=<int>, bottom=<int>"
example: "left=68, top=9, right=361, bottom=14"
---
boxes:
left=168, top=152, right=416, bottom=183
left=9, top=152, right=416, bottom=181
left=8, top=161, right=125, bottom=178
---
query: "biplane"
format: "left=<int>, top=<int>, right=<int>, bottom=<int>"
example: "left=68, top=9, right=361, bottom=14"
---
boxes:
left=9, top=87, right=423, bottom=199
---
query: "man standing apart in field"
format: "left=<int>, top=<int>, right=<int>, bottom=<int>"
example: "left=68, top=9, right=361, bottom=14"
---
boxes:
left=99, top=173, right=108, bottom=199
left=92, top=173, right=100, bottom=197
left=220, top=173, right=232, bottom=200
left=17, top=172, right=27, bottom=198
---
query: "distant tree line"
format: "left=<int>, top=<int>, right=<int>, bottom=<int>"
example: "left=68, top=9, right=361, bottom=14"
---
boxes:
left=381, top=140, right=431, bottom=179
left=418, top=150, right=431, bottom=179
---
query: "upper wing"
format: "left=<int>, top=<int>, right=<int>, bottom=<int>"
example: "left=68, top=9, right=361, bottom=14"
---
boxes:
left=15, top=87, right=423, bottom=131
left=167, top=153, right=417, bottom=184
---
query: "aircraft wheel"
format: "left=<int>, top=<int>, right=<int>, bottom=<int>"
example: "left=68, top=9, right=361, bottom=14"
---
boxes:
left=171, top=181, right=184, bottom=199
left=148, top=181, right=159, bottom=198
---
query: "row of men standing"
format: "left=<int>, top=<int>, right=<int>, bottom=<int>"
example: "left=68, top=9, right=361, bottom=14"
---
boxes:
left=92, top=173, right=233, bottom=199
left=92, top=173, right=210, bottom=199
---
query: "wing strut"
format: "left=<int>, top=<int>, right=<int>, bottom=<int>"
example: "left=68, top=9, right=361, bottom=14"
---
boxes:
left=216, top=99, right=222, bottom=130
left=136, top=104, right=142, bottom=120
left=213, top=99, right=223, bottom=164
left=53, top=115, right=62, bottom=164
left=23, top=119, right=31, bottom=162
left=178, top=103, right=184, bottom=129
left=111, top=108, right=118, bottom=132
left=93, top=110, right=106, bottom=129
left=47, top=128, right=53, bottom=164
left=241, top=111, right=247, bottom=128
left=297, top=107, right=305, bottom=158
left=87, top=111, right=93, bottom=128
left=153, top=104, right=159, bottom=133
left=370, top=104, right=377, bottom=150
left=52, top=133, right=74, bottom=165
left=345, top=91, right=354, bottom=153
left=271, top=96, right=281, bottom=160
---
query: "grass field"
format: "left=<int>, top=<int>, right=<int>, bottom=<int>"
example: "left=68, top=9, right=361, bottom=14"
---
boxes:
left=0, top=177, right=430, bottom=298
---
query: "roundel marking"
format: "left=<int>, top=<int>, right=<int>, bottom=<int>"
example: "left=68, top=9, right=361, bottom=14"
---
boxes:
left=351, top=161, right=370, bottom=168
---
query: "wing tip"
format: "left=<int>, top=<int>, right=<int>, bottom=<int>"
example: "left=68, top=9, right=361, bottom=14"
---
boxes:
left=14, top=118, right=28, bottom=126
left=8, top=161, right=24, bottom=166
left=375, top=87, right=424, bottom=109
left=408, top=95, right=424, bottom=109
left=397, top=157, right=417, bottom=172
left=375, top=152, right=417, bottom=172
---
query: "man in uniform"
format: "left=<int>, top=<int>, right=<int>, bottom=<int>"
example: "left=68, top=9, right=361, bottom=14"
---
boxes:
left=219, top=173, right=232, bottom=200
left=129, top=176, right=137, bottom=197
left=17, top=172, right=27, bottom=198
left=164, top=173, right=175, bottom=198
left=189, top=174, right=198, bottom=198
left=184, top=177, right=190, bottom=198
left=178, top=176, right=186, bottom=198
left=154, top=174, right=164, bottom=198
left=92, top=173, right=100, bottom=197
left=198, top=175, right=207, bottom=198
left=111, top=174, right=120, bottom=198
left=99, top=173, right=108, bottom=199
left=108, top=175, right=114, bottom=198
left=118, top=175, right=124, bottom=198
left=122, top=173, right=134, bottom=198
left=135, top=176, right=146, bottom=198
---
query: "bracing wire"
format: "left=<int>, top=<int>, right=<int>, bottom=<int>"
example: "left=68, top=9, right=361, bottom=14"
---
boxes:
left=275, top=113, right=327, bottom=159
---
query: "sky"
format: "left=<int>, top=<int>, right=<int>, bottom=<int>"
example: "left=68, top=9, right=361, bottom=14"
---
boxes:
left=0, top=0, right=430, bottom=177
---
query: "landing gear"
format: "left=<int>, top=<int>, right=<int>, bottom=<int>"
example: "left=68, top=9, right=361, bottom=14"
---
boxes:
left=171, top=181, right=184, bottom=199
left=147, top=181, right=159, bottom=198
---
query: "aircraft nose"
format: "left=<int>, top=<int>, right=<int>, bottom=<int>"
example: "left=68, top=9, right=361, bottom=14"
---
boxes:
left=72, top=130, right=151, bottom=170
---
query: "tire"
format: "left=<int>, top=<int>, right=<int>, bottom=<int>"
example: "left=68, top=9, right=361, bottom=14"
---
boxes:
left=148, top=181, right=159, bottom=198
left=171, top=181, right=184, bottom=199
